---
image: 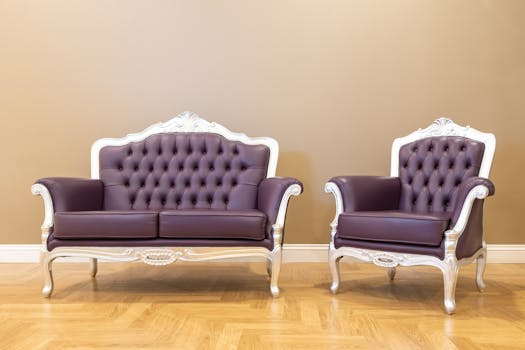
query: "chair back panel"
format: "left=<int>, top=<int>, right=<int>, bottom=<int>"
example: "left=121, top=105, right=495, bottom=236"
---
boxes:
left=99, top=133, right=270, bottom=211
left=398, top=136, right=485, bottom=213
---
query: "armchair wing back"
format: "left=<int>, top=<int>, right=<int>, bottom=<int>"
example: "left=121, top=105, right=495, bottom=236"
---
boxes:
left=397, top=136, right=485, bottom=213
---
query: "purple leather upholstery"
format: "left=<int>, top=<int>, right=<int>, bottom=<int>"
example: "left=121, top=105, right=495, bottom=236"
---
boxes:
left=46, top=235, right=274, bottom=251
left=257, top=177, right=303, bottom=240
left=99, top=133, right=270, bottom=211
left=337, top=211, right=451, bottom=246
left=398, top=136, right=485, bottom=213
left=450, top=176, right=495, bottom=226
left=159, top=210, right=266, bottom=240
left=36, top=178, right=103, bottom=212
left=54, top=211, right=157, bottom=239
left=332, top=135, right=494, bottom=260
left=35, top=132, right=302, bottom=252
left=329, top=176, right=400, bottom=211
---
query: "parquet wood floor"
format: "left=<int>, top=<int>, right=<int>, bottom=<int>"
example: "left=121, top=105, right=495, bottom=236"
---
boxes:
left=0, top=261, right=524, bottom=349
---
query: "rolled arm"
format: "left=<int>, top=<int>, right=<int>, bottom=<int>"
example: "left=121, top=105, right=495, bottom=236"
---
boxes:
left=32, top=177, right=104, bottom=218
left=257, top=177, right=303, bottom=242
left=327, top=176, right=401, bottom=212
left=450, top=177, right=495, bottom=228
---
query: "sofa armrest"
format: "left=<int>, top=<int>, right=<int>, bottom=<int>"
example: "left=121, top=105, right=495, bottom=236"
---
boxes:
left=32, top=178, right=104, bottom=231
left=449, top=177, right=495, bottom=229
left=327, top=176, right=401, bottom=212
left=257, top=177, right=303, bottom=244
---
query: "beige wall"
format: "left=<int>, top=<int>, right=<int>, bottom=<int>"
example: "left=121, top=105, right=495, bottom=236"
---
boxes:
left=1, top=0, right=524, bottom=245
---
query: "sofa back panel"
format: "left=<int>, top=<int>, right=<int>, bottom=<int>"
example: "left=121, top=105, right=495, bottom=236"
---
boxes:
left=398, top=136, right=485, bottom=213
left=99, top=133, right=270, bottom=210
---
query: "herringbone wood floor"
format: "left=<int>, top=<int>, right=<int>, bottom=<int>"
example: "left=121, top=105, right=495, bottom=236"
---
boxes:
left=0, top=261, right=524, bottom=349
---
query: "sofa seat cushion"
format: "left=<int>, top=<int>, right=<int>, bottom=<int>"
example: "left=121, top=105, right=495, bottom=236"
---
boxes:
left=54, top=211, right=158, bottom=239
left=337, top=211, right=451, bottom=246
left=159, top=210, right=267, bottom=240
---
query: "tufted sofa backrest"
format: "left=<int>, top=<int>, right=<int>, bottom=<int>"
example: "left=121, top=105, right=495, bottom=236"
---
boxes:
left=398, top=136, right=485, bottom=213
left=99, top=133, right=270, bottom=211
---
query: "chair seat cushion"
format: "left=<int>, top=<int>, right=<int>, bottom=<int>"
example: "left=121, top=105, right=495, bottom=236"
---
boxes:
left=54, top=211, right=158, bottom=239
left=337, top=211, right=451, bottom=246
left=159, top=210, right=267, bottom=240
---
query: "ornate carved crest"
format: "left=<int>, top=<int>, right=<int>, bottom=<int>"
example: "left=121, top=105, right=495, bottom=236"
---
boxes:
left=417, top=118, right=470, bottom=137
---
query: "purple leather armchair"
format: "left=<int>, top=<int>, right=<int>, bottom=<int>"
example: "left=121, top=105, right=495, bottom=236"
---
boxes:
left=32, top=112, right=302, bottom=298
left=325, top=118, right=495, bottom=314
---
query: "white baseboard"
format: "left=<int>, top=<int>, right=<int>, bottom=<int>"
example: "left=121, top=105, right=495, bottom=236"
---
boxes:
left=1, top=244, right=524, bottom=263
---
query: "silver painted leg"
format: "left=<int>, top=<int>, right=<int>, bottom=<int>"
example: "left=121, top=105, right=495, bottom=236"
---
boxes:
left=42, top=253, right=55, bottom=298
left=270, top=247, right=282, bottom=297
left=329, top=250, right=342, bottom=294
left=90, top=258, right=98, bottom=278
left=387, top=267, right=396, bottom=281
left=266, top=259, right=272, bottom=278
left=476, top=244, right=487, bottom=292
left=442, top=259, right=459, bottom=315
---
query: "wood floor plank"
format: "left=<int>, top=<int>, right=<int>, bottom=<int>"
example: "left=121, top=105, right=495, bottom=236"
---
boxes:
left=0, top=262, right=524, bottom=349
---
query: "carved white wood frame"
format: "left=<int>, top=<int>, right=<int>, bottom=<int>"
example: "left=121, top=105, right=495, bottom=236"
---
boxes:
left=326, top=118, right=495, bottom=314
left=391, top=117, right=496, bottom=178
left=32, top=112, right=300, bottom=298
left=91, top=111, right=279, bottom=179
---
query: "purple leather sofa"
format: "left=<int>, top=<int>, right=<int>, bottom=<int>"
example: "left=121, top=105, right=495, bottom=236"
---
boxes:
left=32, top=112, right=302, bottom=297
left=325, top=118, right=495, bottom=314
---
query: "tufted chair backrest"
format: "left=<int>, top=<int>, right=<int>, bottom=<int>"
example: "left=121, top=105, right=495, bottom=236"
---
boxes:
left=99, top=133, right=270, bottom=211
left=397, top=136, right=485, bottom=213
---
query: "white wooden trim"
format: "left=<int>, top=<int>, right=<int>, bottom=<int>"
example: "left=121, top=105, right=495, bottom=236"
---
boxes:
left=390, top=118, right=496, bottom=178
left=90, top=111, right=279, bottom=179
left=1, top=244, right=523, bottom=263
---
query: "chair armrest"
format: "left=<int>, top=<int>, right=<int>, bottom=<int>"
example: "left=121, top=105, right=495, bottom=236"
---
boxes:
left=449, top=177, right=495, bottom=229
left=326, top=176, right=401, bottom=212
left=257, top=177, right=303, bottom=243
left=34, top=177, right=104, bottom=212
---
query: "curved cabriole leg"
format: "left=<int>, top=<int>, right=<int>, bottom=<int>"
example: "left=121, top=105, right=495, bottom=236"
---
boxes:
left=270, top=247, right=282, bottom=297
left=476, top=244, right=487, bottom=292
left=387, top=267, right=396, bottom=281
left=266, top=259, right=272, bottom=278
left=42, top=253, right=55, bottom=298
left=329, top=250, right=342, bottom=294
left=442, top=259, right=459, bottom=315
left=90, top=258, right=98, bottom=278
